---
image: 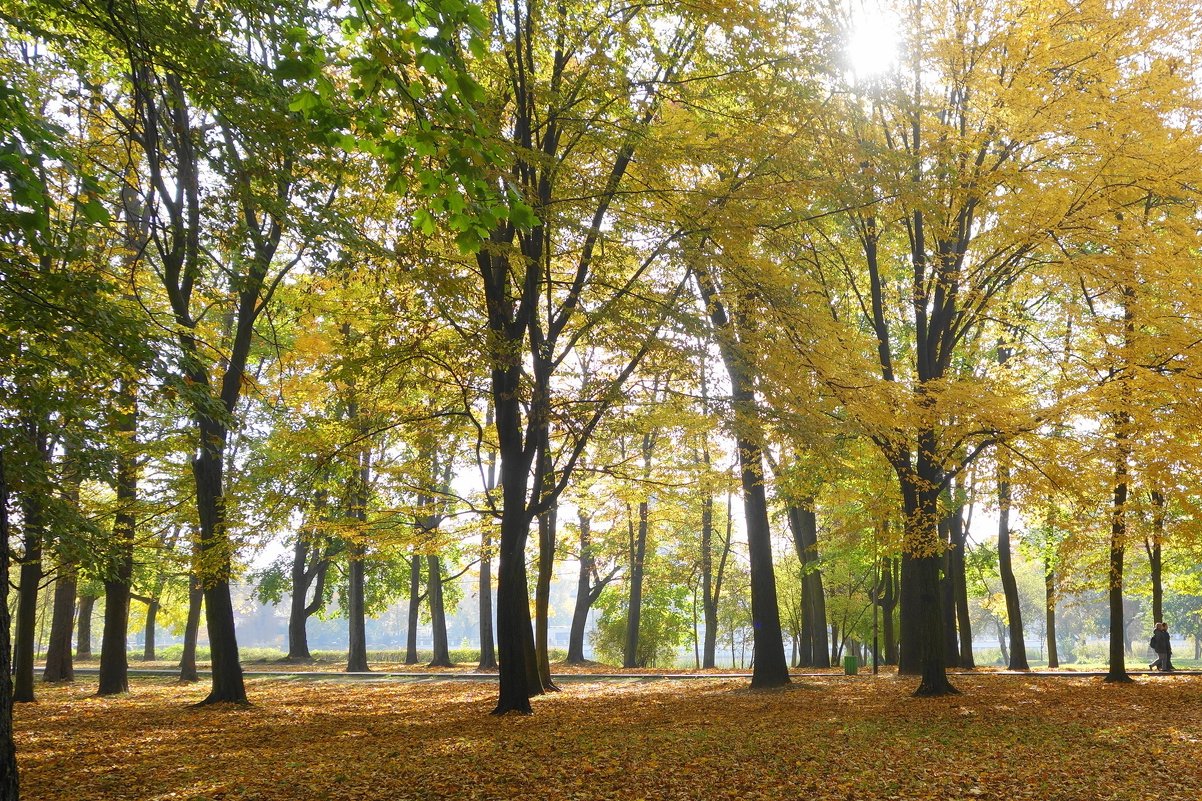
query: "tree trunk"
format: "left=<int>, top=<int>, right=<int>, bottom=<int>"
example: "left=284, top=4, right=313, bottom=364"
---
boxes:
left=534, top=507, right=558, bottom=687
left=788, top=503, right=829, bottom=668
left=346, top=445, right=371, bottom=673
left=1044, top=556, right=1058, bottom=669
left=939, top=517, right=960, bottom=669
left=566, top=513, right=593, bottom=664
left=997, top=460, right=1028, bottom=670
left=477, top=408, right=498, bottom=671
left=76, top=594, right=97, bottom=659
left=880, top=556, right=899, bottom=665
left=694, top=262, right=789, bottom=689
left=896, top=453, right=957, bottom=696
left=178, top=580, right=203, bottom=682
left=288, top=533, right=314, bottom=662
left=142, top=601, right=159, bottom=661
left=700, top=492, right=718, bottom=669
left=427, top=554, right=453, bottom=668
left=1148, top=489, right=1165, bottom=624
left=949, top=504, right=974, bottom=668
left=0, top=452, right=22, bottom=795
left=14, top=485, right=44, bottom=703
left=42, top=563, right=77, bottom=682
left=623, top=501, right=648, bottom=669
left=346, top=549, right=369, bottom=672
left=405, top=554, right=421, bottom=664
left=192, top=429, right=247, bottom=704
left=1104, top=433, right=1131, bottom=682
left=406, top=553, right=420, bottom=663
left=477, top=527, right=497, bottom=669
left=99, top=385, right=137, bottom=697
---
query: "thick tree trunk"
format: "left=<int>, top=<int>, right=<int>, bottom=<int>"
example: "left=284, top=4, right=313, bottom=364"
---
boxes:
left=896, top=456, right=957, bottom=696
left=288, top=534, right=314, bottom=662
left=427, top=554, right=453, bottom=668
left=880, top=556, right=898, bottom=665
left=997, top=461, right=1028, bottom=670
left=193, top=434, right=247, bottom=704
left=566, top=513, right=593, bottom=664
left=142, top=601, right=159, bottom=661
left=346, top=551, right=369, bottom=672
left=97, top=560, right=131, bottom=695
left=178, top=580, right=203, bottom=682
left=1044, top=557, right=1058, bottom=669
left=623, top=501, right=648, bottom=668
left=0, top=452, right=21, bottom=795
left=43, top=563, right=77, bottom=682
left=788, top=503, right=829, bottom=668
left=76, top=594, right=97, bottom=659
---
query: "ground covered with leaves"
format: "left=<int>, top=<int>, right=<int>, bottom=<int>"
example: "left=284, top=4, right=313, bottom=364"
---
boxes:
left=18, top=672, right=1202, bottom=800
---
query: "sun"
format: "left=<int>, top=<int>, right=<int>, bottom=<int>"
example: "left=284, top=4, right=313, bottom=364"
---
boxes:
left=845, top=3, right=901, bottom=78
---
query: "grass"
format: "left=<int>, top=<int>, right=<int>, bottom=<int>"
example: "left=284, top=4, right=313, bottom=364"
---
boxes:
left=17, top=672, right=1202, bottom=800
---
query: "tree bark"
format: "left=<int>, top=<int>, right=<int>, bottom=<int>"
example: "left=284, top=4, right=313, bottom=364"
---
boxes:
left=1148, top=489, right=1165, bottom=624
left=141, top=600, right=159, bottom=661
left=0, top=452, right=22, bottom=795
left=788, top=503, right=829, bottom=668
left=287, top=509, right=333, bottom=663
left=99, top=385, right=136, bottom=697
left=567, top=513, right=594, bottom=664
left=693, top=260, right=789, bottom=689
left=13, top=502, right=41, bottom=703
left=427, top=554, right=452, bottom=668
left=178, top=579, right=203, bottom=682
left=13, top=421, right=48, bottom=703
left=948, top=503, right=974, bottom=668
left=534, top=507, right=559, bottom=686
left=76, top=594, right=97, bottom=659
left=896, top=447, right=958, bottom=696
left=43, top=563, right=77, bottom=682
left=1044, top=556, right=1058, bottom=669
left=192, top=425, right=247, bottom=704
left=1104, top=425, right=1131, bottom=682
left=405, top=554, right=421, bottom=665
left=997, top=458, right=1028, bottom=670
left=345, top=445, right=370, bottom=673
left=623, top=499, right=649, bottom=669
left=477, top=528, right=497, bottom=669
left=346, top=549, right=369, bottom=672
left=939, top=517, right=960, bottom=669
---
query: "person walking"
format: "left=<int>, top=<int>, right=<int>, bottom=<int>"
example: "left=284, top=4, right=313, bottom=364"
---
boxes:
left=1149, top=622, right=1173, bottom=672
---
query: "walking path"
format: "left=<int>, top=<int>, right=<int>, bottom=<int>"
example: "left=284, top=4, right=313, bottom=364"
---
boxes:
left=65, top=667, right=1202, bottom=682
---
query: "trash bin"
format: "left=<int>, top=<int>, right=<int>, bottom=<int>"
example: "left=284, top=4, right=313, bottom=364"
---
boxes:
left=843, top=655, right=859, bottom=675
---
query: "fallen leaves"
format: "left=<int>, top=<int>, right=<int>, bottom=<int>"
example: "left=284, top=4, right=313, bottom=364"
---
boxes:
left=15, top=673, right=1202, bottom=800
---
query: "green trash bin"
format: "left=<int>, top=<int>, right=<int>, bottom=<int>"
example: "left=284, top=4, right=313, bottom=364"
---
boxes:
left=843, top=655, right=859, bottom=675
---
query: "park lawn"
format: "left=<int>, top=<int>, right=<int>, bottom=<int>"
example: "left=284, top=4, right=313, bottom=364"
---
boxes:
left=16, top=674, right=1202, bottom=801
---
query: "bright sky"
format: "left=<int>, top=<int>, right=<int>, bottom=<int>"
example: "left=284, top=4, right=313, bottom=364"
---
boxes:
left=845, top=1, right=901, bottom=77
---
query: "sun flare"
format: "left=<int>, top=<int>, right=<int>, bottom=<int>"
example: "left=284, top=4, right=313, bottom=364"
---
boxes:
left=846, top=4, right=901, bottom=77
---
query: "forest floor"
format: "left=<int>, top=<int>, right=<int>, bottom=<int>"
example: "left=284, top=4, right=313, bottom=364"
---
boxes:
left=17, top=672, right=1202, bottom=800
